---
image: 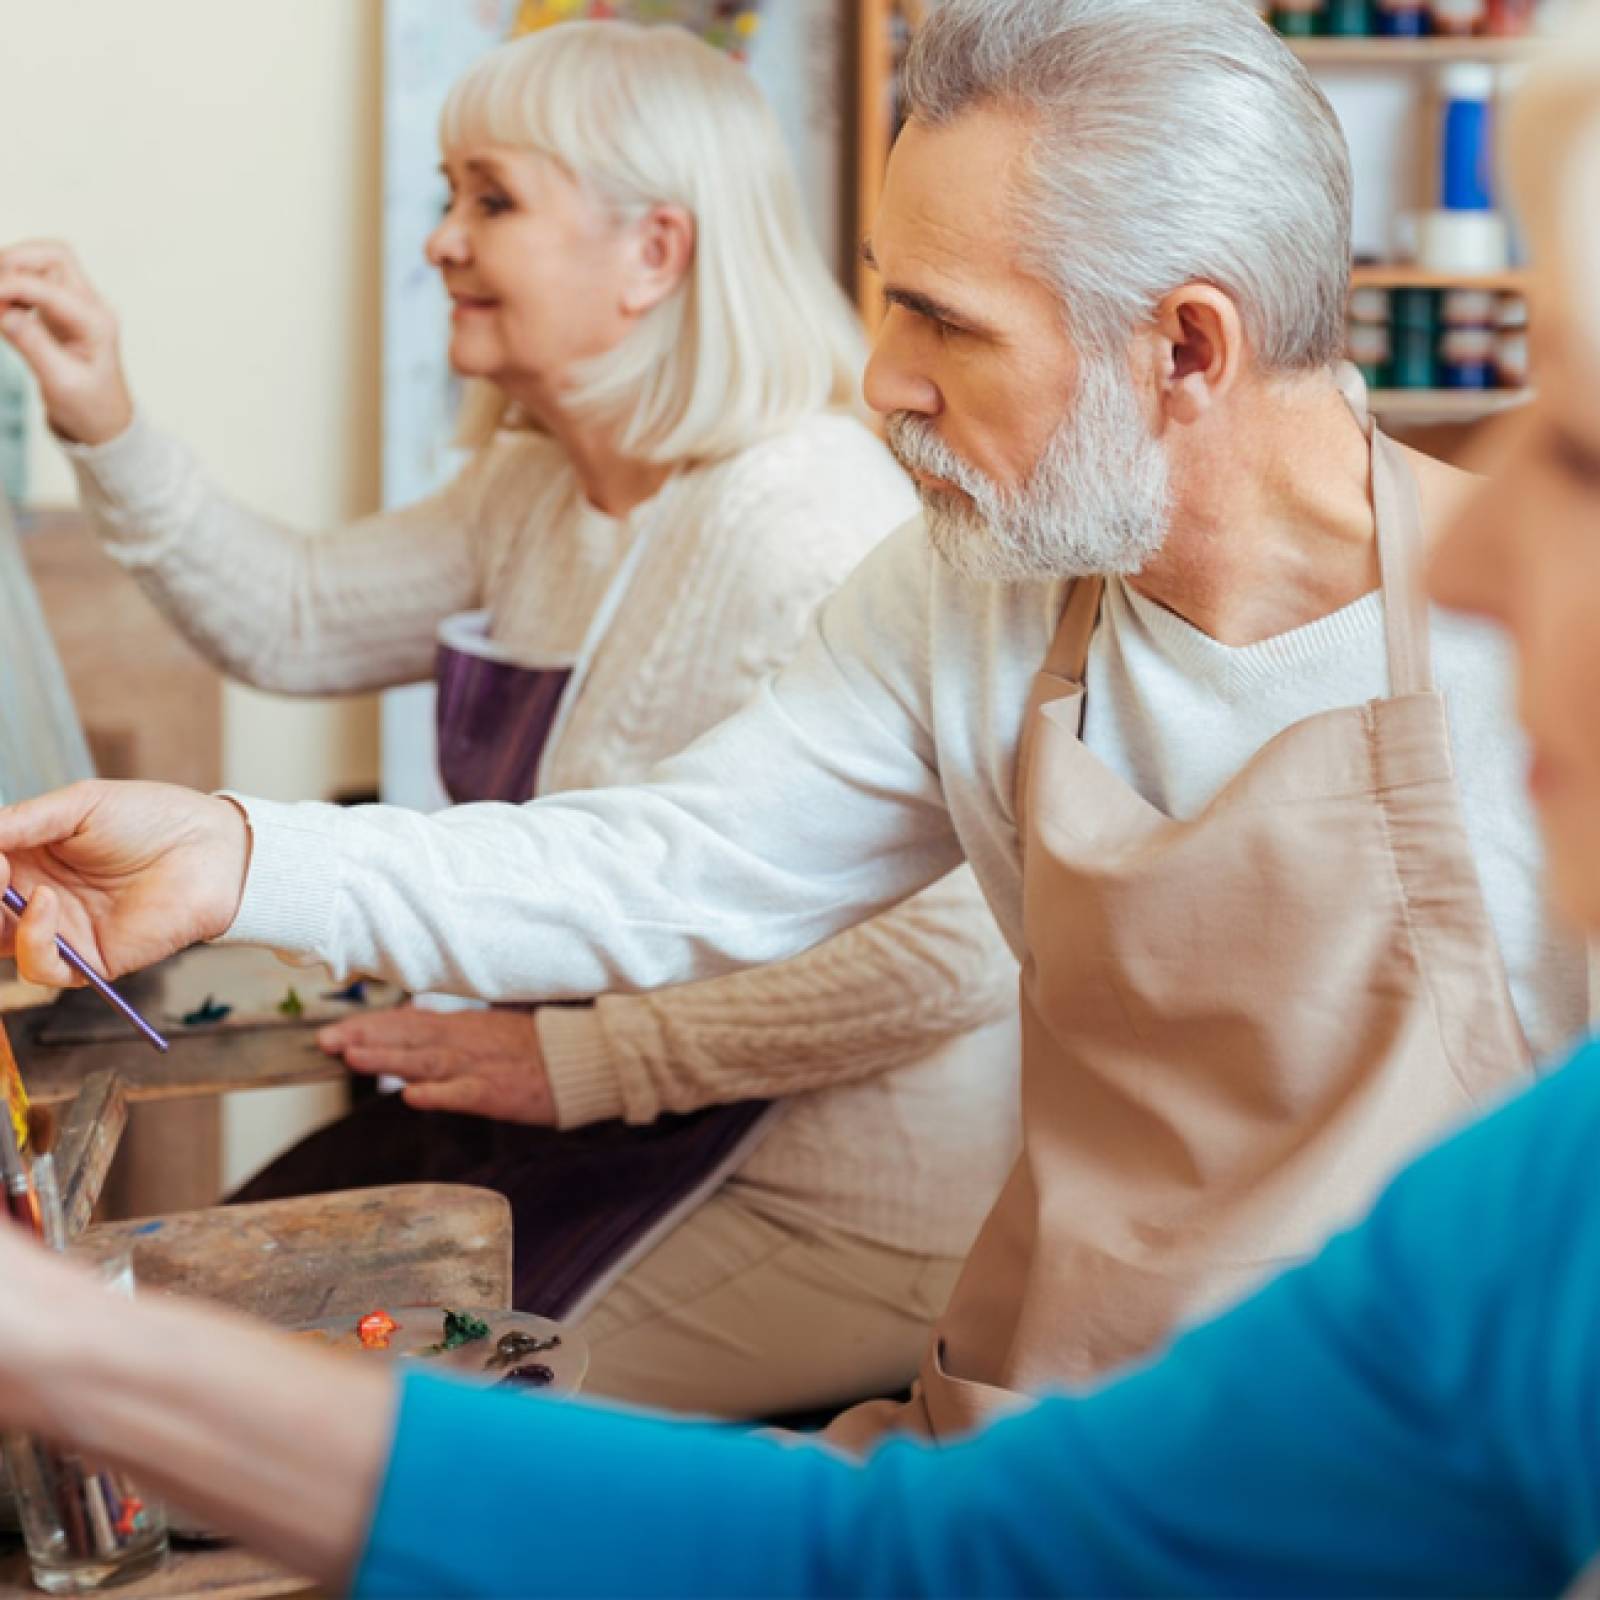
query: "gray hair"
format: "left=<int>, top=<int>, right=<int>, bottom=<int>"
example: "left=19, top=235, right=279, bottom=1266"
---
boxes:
left=904, top=0, right=1353, bottom=370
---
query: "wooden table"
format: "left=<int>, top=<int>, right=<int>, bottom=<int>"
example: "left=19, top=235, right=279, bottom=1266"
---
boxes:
left=0, top=1183, right=513, bottom=1600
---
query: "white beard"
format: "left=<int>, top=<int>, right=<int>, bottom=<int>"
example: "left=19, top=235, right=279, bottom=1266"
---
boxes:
left=887, top=353, right=1173, bottom=583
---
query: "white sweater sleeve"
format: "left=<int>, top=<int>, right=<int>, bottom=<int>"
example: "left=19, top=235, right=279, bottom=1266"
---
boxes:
left=63, top=415, right=485, bottom=695
left=224, top=524, right=966, bottom=1002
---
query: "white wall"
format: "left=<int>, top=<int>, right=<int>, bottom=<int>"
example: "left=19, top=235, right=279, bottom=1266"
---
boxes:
left=0, top=0, right=386, bottom=1184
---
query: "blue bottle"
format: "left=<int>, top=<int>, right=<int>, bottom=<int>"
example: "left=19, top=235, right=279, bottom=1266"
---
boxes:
left=1375, top=0, right=1429, bottom=33
left=1440, top=64, right=1496, bottom=211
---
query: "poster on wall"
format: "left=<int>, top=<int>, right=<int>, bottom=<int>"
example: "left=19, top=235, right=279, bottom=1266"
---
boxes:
left=509, top=2, right=762, bottom=55
left=379, top=0, right=846, bottom=806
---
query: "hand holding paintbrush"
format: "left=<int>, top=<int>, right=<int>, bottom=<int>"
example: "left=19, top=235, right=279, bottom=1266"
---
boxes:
left=0, top=779, right=252, bottom=1003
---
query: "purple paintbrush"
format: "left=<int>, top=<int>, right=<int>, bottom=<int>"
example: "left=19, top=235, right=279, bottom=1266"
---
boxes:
left=1, top=885, right=169, bottom=1053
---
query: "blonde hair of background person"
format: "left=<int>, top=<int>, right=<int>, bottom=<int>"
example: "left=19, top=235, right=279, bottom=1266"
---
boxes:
left=0, top=21, right=1020, bottom=1422
left=8, top=12, right=1600, bottom=1583
left=447, top=21, right=871, bottom=459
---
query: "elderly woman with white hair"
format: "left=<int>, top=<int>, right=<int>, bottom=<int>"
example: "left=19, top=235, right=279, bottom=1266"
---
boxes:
left=0, top=23, right=1018, bottom=1421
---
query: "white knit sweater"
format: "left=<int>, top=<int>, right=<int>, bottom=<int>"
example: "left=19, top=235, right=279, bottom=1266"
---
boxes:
left=64, top=412, right=1023, bottom=1257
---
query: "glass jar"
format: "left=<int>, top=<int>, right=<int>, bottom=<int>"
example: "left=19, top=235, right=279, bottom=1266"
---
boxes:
left=0, top=1160, right=169, bottom=1594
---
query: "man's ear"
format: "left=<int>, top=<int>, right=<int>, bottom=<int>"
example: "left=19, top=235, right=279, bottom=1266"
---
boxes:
left=620, top=204, right=696, bottom=319
left=1149, top=284, right=1245, bottom=427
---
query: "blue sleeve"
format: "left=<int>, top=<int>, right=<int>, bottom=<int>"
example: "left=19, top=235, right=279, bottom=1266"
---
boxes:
left=354, top=1045, right=1600, bottom=1599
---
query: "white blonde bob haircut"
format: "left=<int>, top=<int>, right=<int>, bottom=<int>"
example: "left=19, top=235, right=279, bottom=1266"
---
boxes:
left=442, top=22, right=868, bottom=464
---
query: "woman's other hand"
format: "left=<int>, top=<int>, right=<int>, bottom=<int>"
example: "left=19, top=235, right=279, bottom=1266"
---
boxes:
left=320, top=1006, right=559, bottom=1125
left=0, top=240, right=135, bottom=446
left=0, top=781, right=252, bottom=985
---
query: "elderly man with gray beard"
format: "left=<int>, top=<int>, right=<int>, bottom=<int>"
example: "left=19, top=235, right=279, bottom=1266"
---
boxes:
left=0, top=0, right=1585, bottom=1452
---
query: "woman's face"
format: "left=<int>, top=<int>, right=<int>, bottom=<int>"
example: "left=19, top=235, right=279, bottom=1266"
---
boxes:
left=1430, top=279, right=1600, bottom=930
left=425, top=144, right=646, bottom=411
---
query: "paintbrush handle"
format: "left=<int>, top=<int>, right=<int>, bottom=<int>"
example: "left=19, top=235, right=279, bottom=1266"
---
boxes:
left=1, top=886, right=169, bottom=1053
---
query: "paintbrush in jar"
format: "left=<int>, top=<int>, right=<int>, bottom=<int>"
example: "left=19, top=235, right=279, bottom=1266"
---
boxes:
left=0, top=1085, right=40, bottom=1234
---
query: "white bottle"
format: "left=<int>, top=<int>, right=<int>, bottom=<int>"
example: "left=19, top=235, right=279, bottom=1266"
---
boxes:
left=1431, top=0, right=1489, bottom=33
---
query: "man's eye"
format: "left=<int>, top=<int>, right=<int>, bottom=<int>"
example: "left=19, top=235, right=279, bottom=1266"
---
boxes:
left=477, top=194, right=512, bottom=217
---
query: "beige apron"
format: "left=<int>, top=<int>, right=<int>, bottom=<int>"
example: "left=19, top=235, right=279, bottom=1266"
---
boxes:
left=828, top=428, right=1532, bottom=1450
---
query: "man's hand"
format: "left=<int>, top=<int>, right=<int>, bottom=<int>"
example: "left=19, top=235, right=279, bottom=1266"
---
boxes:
left=0, top=782, right=252, bottom=985
left=320, top=1006, right=559, bottom=1124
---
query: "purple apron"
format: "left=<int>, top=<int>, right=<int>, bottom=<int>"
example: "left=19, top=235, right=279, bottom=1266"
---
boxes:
left=234, top=579, right=776, bottom=1323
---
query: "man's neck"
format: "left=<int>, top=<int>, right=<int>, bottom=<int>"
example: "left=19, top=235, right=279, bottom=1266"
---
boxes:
left=1129, top=376, right=1379, bottom=647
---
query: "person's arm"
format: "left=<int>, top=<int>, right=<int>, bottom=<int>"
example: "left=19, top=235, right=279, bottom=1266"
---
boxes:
left=0, top=525, right=965, bottom=1002
left=61, top=415, right=486, bottom=695
left=0, top=239, right=484, bottom=695
left=5, top=1046, right=1600, bottom=1596
left=0, top=1228, right=393, bottom=1593
left=356, top=1041, right=1600, bottom=1598
left=220, top=526, right=963, bottom=1000
left=538, top=867, right=1014, bottom=1125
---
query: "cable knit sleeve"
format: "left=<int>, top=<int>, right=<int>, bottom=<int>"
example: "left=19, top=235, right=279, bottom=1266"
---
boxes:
left=538, top=866, right=1013, bottom=1126
left=533, top=423, right=1012, bottom=1127
left=61, top=413, right=493, bottom=695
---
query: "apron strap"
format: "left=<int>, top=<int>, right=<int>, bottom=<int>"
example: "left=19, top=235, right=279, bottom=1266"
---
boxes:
left=1015, top=578, right=1104, bottom=840
left=1041, top=576, right=1105, bottom=683
left=1371, top=428, right=1436, bottom=698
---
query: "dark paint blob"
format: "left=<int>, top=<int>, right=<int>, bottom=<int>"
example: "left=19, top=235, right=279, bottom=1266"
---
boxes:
left=487, top=1330, right=561, bottom=1369
left=497, top=1363, right=555, bottom=1389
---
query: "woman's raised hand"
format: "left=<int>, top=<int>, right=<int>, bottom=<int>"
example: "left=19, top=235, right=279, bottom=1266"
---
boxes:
left=0, top=240, right=135, bottom=447
left=0, top=781, right=252, bottom=987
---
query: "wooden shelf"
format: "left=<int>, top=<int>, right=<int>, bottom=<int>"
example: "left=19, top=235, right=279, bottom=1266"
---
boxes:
left=1288, top=37, right=1541, bottom=67
left=1351, top=264, right=1532, bottom=293
left=853, top=0, right=895, bottom=325
left=1369, top=387, right=1532, bottom=423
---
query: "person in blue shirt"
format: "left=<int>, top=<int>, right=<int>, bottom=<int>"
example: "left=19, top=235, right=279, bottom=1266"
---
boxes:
left=4, top=5, right=1600, bottom=1598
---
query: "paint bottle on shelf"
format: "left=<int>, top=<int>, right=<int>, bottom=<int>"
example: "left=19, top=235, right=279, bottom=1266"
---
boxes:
left=1273, top=0, right=1327, bottom=34
left=1494, top=294, right=1531, bottom=388
left=1375, top=0, right=1431, bottom=34
left=1442, top=64, right=1496, bottom=210
left=1389, top=289, right=1441, bottom=389
left=1486, top=0, right=1538, bottom=33
left=1348, top=321, right=1391, bottom=390
left=1430, top=0, right=1489, bottom=33
left=1439, top=288, right=1499, bottom=388
left=0, top=347, right=27, bottom=509
left=1419, top=64, right=1511, bottom=273
left=1347, top=287, right=1392, bottom=389
left=1326, top=0, right=1374, bottom=31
